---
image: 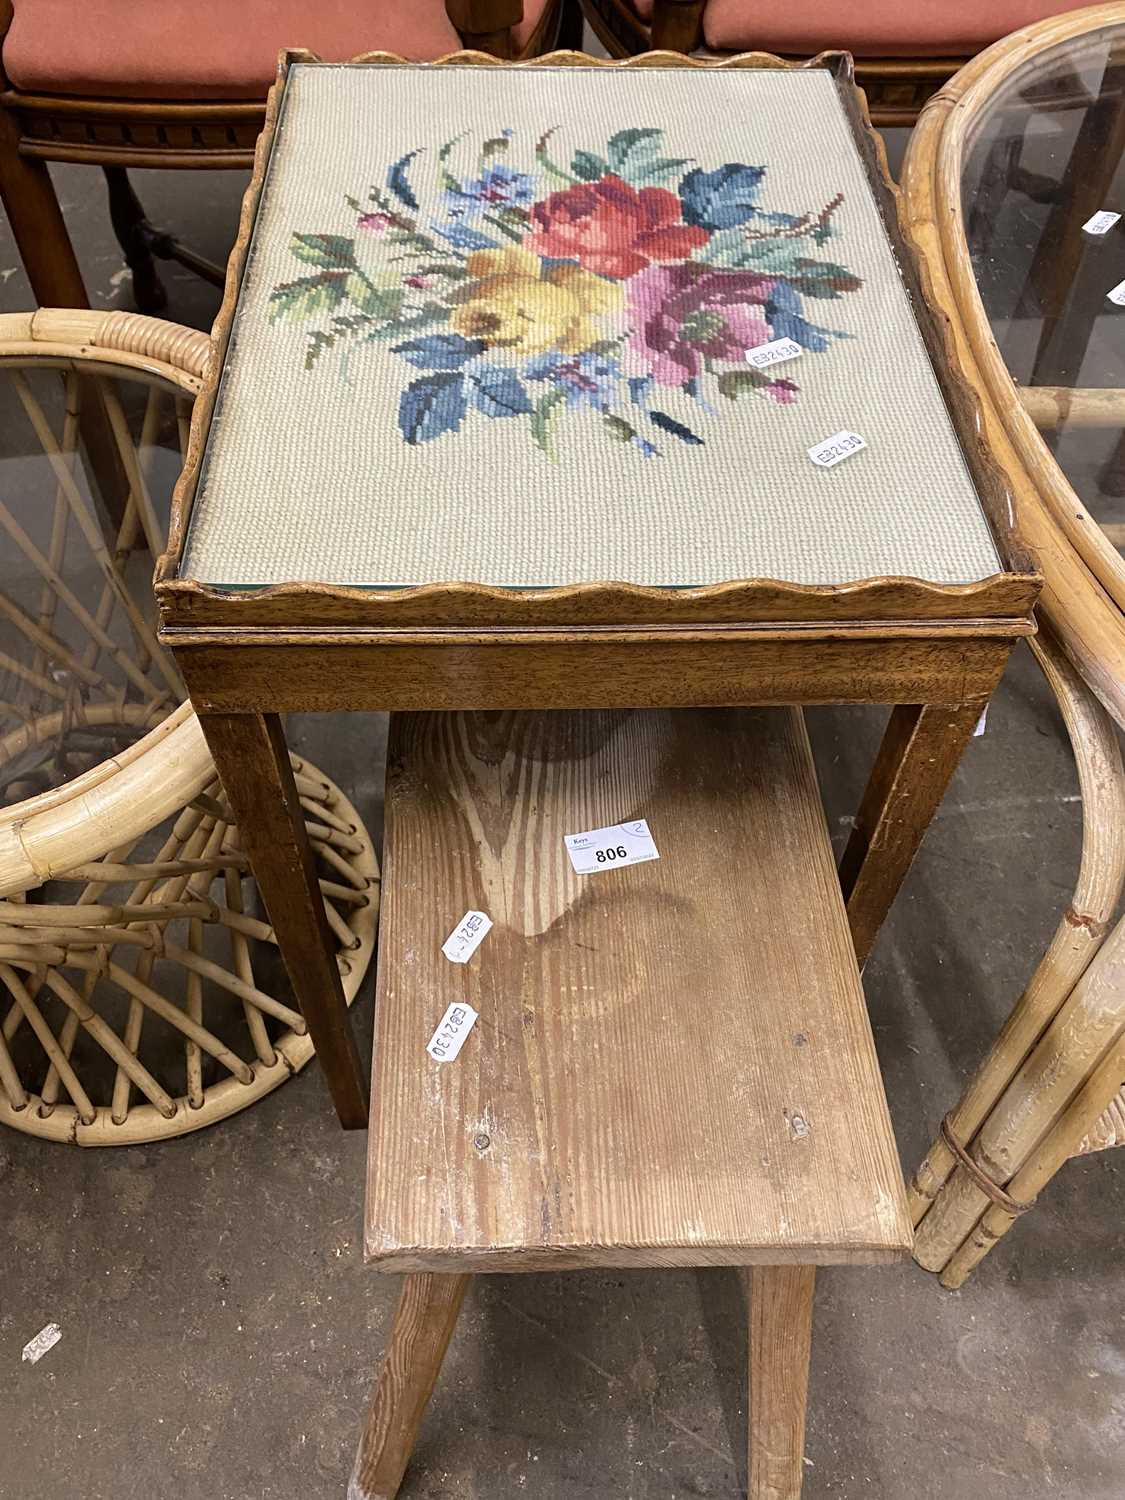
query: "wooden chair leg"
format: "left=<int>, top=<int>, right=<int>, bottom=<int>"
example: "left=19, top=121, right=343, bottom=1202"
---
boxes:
left=102, top=166, right=168, bottom=315
left=195, top=709, right=368, bottom=1128
left=0, top=108, right=132, bottom=534
left=0, top=108, right=87, bottom=306
left=747, top=1265, right=816, bottom=1500
left=350, top=1273, right=471, bottom=1500
left=839, top=699, right=990, bottom=968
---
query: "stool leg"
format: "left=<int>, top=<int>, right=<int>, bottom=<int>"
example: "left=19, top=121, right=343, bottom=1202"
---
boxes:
left=350, top=1273, right=471, bottom=1500
left=195, top=709, right=368, bottom=1129
left=747, top=1264, right=816, bottom=1500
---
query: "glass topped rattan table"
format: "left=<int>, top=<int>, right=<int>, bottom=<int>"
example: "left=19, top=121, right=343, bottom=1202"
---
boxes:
left=899, top=1, right=1125, bottom=1287
left=157, top=47, right=1040, bottom=1130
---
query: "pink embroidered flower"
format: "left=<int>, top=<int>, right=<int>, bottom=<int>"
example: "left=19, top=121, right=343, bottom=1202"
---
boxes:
left=404, top=273, right=434, bottom=289
left=358, top=212, right=395, bottom=234
left=524, top=175, right=709, bottom=280
left=625, top=263, right=775, bottom=386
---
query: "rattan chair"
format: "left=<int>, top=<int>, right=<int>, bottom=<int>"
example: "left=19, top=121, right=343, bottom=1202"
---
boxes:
left=0, top=307, right=378, bottom=1144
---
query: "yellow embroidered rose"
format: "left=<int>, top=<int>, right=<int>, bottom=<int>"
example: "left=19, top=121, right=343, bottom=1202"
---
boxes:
left=449, top=246, right=622, bottom=354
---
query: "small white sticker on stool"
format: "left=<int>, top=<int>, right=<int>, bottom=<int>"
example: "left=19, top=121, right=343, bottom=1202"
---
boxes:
left=22, top=1323, right=61, bottom=1364
left=1084, top=209, right=1121, bottom=234
left=974, top=707, right=988, bottom=737
left=808, top=431, right=865, bottom=467
left=564, top=818, right=659, bottom=874
left=1108, top=279, right=1125, bottom=305
left=441, top=910, right=491, bottom=964
left=427, top=1003, right=478, bottom=1062
left=745, top=335, right=802, bottom=369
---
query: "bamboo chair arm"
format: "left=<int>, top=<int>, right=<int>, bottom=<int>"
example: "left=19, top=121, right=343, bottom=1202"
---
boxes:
left=0, top=309, right=211, bottom=393
left=651, top=0, right=706, bottom=51
left=0, top=306, right=218, bottom=898
left=0, top=708, right=213, bottom=897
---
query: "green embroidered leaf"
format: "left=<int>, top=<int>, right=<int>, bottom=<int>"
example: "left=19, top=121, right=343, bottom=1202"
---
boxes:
left=304, top=328, right=337, bottom=370
left=388, top=230, right=441, bottom=255
left=632, top=156, right=690, bottom=185
left=717, top=369, right=770, bottom=399
left=785, top=259, right=864, bottom=298
left=571, top=150, right=608, bottom=181
left=421, top=261, right=470, bottom=281
left=268, top=273, right=347, bottom=325
left=481, top=136, right=509, bottom=159
left=345, top=277, right=405, bottom=319
left=605, top=129, right=683, bottom=184
left=366, top=302, right=450, bottom=342
left=290, top=234, right=356, bottom=268
left=531, top=387, right=567, bottom=460
left=603, top=414, right=636, bottom=443
left=344, top=194, right=362, bottom=212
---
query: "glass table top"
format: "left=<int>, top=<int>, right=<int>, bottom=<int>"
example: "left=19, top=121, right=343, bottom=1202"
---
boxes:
left=962, top=22, right=1125, bottom=543
left=182, top=61, right=1001, bottom=592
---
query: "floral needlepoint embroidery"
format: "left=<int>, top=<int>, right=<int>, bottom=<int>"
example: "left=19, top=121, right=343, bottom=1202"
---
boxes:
left=268, top=126, right=862, bottom=458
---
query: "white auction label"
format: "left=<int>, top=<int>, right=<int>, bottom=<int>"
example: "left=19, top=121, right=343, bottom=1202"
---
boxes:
left=22, top=1323, right=61, bottom=1364
left=426, top=1002, right=478, bottom=1062
left=745, top=336, right=803, bottom=370
left=973, top=707, right=988, bottom=737
left=564, top=818, right=660, bottom=875
left=808, top=430, right=866, bottom=467
left=1085, top=209, right=1121, bottom=235
left=441, top=910, right=492, bottom=964
left=1109, top=279, right=1125, bottom=305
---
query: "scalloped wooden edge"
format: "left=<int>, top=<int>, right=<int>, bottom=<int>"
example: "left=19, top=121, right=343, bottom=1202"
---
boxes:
left=155, top=46, right=1040, bottom=633
left=901, top=1, right=1125, bottom=726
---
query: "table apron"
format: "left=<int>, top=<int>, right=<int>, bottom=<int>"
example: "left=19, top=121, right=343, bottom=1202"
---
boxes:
left=172, top=633, right=1018, bottom=713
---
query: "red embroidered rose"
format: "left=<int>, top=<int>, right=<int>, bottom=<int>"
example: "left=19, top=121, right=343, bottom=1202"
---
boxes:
left=524, top=175, right=710, bottom=280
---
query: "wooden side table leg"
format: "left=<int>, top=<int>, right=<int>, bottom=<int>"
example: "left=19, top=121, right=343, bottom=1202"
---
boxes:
left=839, top=701, right=986, bottom=968
left=197, top=710, right=368, bottom=1129
left=747, top=1264, right=816, bottom=1500
left=350, top=1273, right=471, bottom=1500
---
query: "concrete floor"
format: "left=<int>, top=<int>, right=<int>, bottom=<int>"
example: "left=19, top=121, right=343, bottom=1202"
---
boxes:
left=1, top=133, right=1124, bottom=1500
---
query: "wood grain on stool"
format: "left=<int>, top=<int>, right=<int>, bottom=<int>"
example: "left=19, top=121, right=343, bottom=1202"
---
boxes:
left=748, top=1265, right=816, bottom=1500
left=366, top=707, right=911, bottom=1272
left=350, top=1274, right=470, bottom=1500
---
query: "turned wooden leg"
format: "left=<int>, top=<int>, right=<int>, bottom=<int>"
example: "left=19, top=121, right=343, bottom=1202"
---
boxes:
left=350, top=1274, right=471, bottom=1500
left=839, top=700, right=988, bottom=968
left=196, top=710, right=368, bottom=1128
left=748, top=1265, right=816, bottom=1500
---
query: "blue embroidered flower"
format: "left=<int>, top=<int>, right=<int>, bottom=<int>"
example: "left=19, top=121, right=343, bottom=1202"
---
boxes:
left=526, top=349, right=623, bottom=412
left=445, top=164, right=535, bottom=220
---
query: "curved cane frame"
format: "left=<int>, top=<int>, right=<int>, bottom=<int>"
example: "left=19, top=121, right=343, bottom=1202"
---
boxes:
left=0, top=309, right=378, bottom=1145
left=901, top=3, right=1125, bottom=1282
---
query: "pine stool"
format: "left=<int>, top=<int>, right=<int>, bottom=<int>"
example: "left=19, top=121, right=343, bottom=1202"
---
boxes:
left=351, top=706, right=912, bottom=1499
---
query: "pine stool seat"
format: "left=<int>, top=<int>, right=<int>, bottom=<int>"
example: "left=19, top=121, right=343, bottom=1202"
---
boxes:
left=354, top=707, right=912, bottom=1499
